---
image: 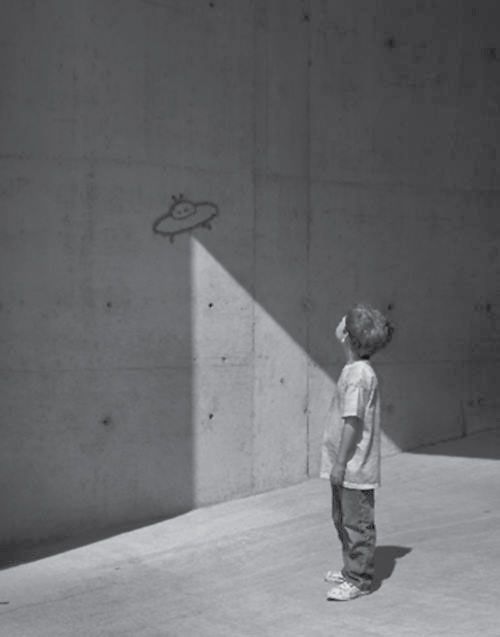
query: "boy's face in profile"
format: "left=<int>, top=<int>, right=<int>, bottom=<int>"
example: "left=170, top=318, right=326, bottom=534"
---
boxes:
left=335, top=316, right=348, bottom=343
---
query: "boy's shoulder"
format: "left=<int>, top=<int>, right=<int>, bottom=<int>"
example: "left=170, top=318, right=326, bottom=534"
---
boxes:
left=340, top=360, right=377, bottom=387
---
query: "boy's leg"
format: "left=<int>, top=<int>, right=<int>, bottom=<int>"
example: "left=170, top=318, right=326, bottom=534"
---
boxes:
left=338, top=487, right=376, bottom=591
left=330, top=484, right=349, bottom=578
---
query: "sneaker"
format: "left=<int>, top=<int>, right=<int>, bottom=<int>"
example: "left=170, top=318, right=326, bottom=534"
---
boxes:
left=324, top=570, right=345, bottom=583
left=326, top=580, right=370, bottom=601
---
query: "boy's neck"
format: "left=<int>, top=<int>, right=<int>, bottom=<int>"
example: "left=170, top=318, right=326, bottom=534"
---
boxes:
left=344, top=343, right=363, bottom=364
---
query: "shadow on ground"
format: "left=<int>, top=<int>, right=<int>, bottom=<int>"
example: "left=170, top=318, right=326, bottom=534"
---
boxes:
left=0, top=514, right=172, bottom=572
left=372, top=545, right=412, bottom=592
left=410, top=429, right=500, bottom=460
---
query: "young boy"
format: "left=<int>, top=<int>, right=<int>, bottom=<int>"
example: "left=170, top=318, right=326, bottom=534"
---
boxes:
left=320, top=304, right=394, bottom=601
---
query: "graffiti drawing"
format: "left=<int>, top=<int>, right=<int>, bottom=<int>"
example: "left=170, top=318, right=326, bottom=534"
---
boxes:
left=153, top=194, right=219, bottom=243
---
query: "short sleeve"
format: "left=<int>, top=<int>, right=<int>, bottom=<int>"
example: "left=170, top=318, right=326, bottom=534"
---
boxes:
left=342, top=383, right=368, bottom=420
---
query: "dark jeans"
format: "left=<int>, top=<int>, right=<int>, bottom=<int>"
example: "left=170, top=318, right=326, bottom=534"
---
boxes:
left=331, top=485, right=376, bottom=591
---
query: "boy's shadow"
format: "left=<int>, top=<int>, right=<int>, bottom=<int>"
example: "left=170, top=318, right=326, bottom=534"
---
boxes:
left=372, top=545, right=412, bottom=591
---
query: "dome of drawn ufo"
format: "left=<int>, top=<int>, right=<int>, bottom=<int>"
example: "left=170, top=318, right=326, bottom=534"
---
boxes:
left=171, top=200, right=196, bottom=220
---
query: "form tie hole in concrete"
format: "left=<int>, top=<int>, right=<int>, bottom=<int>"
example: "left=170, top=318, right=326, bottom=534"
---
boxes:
left=387, top=303, right=394, bottom=311
left=101, top=416, right=112, bottom=427
left=485, top=47, right=497, bottom=61
left=208, top=302, right=214, bottom=308
left=280, top=377, right=285, bottom=385
left=106, top=301, right=112, bottom=309
left=385, top=37, right=396, bottom=49
left=209, top=413, right=214, bottom=420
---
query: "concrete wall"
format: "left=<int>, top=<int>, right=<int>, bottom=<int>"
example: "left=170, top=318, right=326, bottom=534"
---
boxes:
left=1, top=0, right=499, bottom=550
left=306, top=0, right=500, bottom=469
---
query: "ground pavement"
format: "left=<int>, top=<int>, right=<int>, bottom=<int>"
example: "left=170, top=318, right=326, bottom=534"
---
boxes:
left=1, top=429, right=499, bottom=636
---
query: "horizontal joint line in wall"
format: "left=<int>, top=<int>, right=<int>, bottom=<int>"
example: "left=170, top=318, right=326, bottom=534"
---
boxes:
left=0, top=154, right=307, bottom=182
left=0, top=365, right=193, bottom=374
left=2, top=154, right=498, bottom=196
left=308, top=176, right=500, bottom=196
left=371, top=358, right=500, bottom=366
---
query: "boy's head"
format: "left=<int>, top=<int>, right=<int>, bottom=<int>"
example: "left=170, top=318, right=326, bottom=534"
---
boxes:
left=336, top=304, right=394, bottom=359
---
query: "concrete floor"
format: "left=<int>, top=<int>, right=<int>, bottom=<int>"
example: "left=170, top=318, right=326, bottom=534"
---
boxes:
left=1, top=429, right=499, bottom=637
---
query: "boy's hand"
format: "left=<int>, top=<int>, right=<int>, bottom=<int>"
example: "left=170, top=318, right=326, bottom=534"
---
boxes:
left=329, top=462, right=345, bottom=486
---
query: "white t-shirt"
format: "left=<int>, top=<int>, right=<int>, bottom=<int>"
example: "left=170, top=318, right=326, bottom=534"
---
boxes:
left=320, top=360, right=381, bottom=489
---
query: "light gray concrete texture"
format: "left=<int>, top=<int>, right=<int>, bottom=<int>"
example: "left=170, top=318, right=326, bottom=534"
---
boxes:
left=1, top=430, right=499, bottom=637
left=1, top=0, right=500, bottom=551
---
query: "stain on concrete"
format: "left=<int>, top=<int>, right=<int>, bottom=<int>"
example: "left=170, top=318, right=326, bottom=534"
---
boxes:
left=0, top=176, right=29, bottom=199
left=484, top=47, right=498, bottom=61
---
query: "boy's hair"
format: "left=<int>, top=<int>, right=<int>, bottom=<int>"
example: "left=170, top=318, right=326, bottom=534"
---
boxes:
left=345, top=304, right=394, bottom=359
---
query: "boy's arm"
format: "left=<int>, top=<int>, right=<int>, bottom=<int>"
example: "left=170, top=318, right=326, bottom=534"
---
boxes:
left=330, top=416, right=362, bottom=485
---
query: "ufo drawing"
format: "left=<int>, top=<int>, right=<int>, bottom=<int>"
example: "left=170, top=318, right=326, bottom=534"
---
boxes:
left=153, top=194, right=219, bottom=242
